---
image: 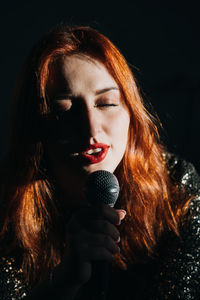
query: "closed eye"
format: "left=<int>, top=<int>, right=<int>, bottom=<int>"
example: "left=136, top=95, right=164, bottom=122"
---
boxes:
left=96, top=103, right=118, bottom=107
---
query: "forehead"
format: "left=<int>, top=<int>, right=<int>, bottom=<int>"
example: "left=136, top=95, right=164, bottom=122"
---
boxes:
left=47, top=54, right=118, bottom=97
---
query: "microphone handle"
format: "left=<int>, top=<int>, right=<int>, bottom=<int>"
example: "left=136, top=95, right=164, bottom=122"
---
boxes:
left=91, top=260, right=111, bottom=300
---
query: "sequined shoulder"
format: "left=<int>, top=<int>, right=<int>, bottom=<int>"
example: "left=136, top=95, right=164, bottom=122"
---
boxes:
left=0, top=256, right=27, bottom=299
left=164, top=152, right=200, bottom=196
left=144, top=153, right=200, bottom=299
left=149, top=196, right=200, bottom=299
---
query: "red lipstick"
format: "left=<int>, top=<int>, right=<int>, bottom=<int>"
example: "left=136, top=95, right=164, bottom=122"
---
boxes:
left=80, top=143, right=109, bottom=164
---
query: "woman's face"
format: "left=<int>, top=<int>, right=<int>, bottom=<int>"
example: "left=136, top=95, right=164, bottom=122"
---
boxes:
left=46, top=55, right=130, bottom=202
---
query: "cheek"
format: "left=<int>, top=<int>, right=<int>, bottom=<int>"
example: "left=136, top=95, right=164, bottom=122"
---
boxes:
left=106, top=110, right=130, bottom=150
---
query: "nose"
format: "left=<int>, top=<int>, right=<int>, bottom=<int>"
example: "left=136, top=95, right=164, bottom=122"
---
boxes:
left=80, top=106, right=102, bottom=141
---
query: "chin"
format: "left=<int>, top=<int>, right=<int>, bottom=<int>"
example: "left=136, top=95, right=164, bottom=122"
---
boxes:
left=83, top=161, right=117, bottom=174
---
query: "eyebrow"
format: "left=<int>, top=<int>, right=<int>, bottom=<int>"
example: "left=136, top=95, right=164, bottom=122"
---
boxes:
left=95, top=86, right=119, bottom=95
left=52, top=86, right=119, bottom=100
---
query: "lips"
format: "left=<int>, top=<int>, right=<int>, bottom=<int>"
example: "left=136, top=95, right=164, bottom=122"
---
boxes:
left=71, top=143, right=109, bottom=164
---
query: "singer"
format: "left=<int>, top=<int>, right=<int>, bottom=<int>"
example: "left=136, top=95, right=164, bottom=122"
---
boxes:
left=0, top=24, right=200, bottom=299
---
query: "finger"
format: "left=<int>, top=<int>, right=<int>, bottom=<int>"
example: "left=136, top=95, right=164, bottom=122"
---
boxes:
left=86, top=233, right=120, bottom=254
left=71, top=205, right=120, bottom=227
left=85, top=219, right=120, bottom=242
left=115, top=209, right=127, bottom=224
left=66, top=206, right=122, bottom=237
left=69, top=227, right=120, bottom=256
left=91, top=204, right=120, bottom=225
left=85, top=245, right=116, bottom=263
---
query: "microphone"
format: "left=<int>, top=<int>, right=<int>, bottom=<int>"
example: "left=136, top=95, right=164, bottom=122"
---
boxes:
left=85, top=170, right=120, bottom=207
left=85, top=170, right=120, bottom=300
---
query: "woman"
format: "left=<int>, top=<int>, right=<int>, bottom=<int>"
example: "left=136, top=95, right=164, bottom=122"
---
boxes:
left=0, top=24, right=200, bottom=299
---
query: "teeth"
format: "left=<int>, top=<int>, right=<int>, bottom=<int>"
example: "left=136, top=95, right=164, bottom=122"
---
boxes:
left=86, top=148, right=102, bottom=155
left=71, top=148, right=103, bottom=157
left=71, top=152, right=79, bottom=157
left=94, top=148, right=103, bottom=153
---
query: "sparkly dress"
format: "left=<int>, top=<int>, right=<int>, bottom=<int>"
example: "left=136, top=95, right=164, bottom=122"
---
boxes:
left=0, top=153, right=200, bottom=299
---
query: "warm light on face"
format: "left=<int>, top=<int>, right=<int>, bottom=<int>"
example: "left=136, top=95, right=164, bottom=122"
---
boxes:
left=45, top=55, right=130, bottom=202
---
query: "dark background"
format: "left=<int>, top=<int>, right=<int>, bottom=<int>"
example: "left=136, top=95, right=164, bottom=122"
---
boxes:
left=0, top=1, right=200, bottom=171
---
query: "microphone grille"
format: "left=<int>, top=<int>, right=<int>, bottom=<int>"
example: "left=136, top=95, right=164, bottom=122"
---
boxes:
left=85, top=170, right=120, bottom=207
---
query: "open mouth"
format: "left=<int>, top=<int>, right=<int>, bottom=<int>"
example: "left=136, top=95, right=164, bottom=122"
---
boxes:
left=71, top=143, right=109, bottom=164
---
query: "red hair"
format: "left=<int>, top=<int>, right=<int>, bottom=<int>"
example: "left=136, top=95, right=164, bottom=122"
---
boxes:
left=0, top=24, right=187, bottom=284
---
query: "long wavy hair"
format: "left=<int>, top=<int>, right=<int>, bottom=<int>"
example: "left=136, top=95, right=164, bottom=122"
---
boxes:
left=0, top=24, right=188, bottom=285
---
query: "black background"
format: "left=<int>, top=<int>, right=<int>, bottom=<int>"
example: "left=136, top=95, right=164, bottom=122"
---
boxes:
left=0, top=1, right=200, bottom=171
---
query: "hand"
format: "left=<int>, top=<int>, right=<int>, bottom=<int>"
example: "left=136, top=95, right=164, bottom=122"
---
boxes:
left=63, top=204, right=126, bottom=288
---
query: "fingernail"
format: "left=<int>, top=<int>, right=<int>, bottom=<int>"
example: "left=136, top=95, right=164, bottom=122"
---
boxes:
left=118, top=209, right=126, bottom=220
